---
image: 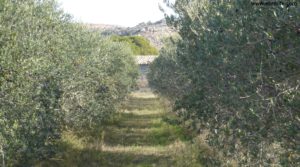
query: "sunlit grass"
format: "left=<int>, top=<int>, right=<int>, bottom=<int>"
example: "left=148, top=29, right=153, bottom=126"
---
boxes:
left=130, top=91, right=158, bottom=99
left=102, top=145, right=167, bottom=155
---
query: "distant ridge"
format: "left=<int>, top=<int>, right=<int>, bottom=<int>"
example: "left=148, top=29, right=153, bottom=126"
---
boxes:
left=85, top=19, right=176, bottom=49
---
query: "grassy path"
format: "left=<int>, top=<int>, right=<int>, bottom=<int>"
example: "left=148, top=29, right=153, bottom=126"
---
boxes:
left=38, top=91, right=188, bottom=167
left=99, top=91, right=185, bottom=167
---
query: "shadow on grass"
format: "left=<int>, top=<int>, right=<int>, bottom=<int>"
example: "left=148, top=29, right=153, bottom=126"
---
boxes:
left=116, top=118, right=163, bottom=129
left=105, top=104, right=192, bottom=147
left=37, top=145, right=173, bottom=167
left=123, top=97, right=163, bottom=111
left=104, top=124, right=189, bottom=146
left=119, top=112, right=163, bottom=120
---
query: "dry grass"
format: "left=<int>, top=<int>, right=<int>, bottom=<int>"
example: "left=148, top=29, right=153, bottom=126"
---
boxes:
left=129, top=91, right=158, bottom=99
left=101, top=145, right=168, bottom=156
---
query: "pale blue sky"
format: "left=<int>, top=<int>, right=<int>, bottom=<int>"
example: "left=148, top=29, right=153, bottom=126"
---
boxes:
left=57, top=0, right=170, bottom=27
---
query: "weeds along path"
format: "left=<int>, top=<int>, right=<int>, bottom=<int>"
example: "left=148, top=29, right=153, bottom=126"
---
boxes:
left=99, top=91, right=185, bottom=167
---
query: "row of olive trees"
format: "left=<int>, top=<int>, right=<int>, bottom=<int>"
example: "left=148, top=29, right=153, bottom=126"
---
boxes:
left=0, top=0, right=138, bottom=166
left=149, top=0, right=299, bottom=166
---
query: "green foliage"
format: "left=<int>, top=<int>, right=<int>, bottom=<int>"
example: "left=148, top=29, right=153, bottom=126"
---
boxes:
left=173, top=138, right=222, bottom=167
left=148, top=38, right=190, bottom=101
left=111, top=35, right=158, bottom=55
left=0, top=0, right=138, bottom=166
left=149, top=0, right=299, bottom=166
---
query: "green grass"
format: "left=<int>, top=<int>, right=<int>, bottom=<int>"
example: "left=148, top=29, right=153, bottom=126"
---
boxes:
left=36, top=91, right=192, bottom=167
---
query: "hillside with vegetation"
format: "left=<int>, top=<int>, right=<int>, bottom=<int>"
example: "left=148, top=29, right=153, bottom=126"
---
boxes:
left=111, top=35, right=158, bottom=55
left=86, top=19, right=176, bottom=49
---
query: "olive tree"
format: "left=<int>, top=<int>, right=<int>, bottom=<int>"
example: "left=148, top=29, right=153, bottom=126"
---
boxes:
left=0, top=0, right=138, bottom=166
left=149, top=0, right=299, bottom=166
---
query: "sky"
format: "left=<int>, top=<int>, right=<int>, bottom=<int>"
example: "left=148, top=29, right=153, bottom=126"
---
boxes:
left=57, top=0, right=170, bottom=27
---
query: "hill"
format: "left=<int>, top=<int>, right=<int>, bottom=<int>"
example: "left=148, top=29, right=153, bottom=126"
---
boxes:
left=86, top=19, right=176, bottom=49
